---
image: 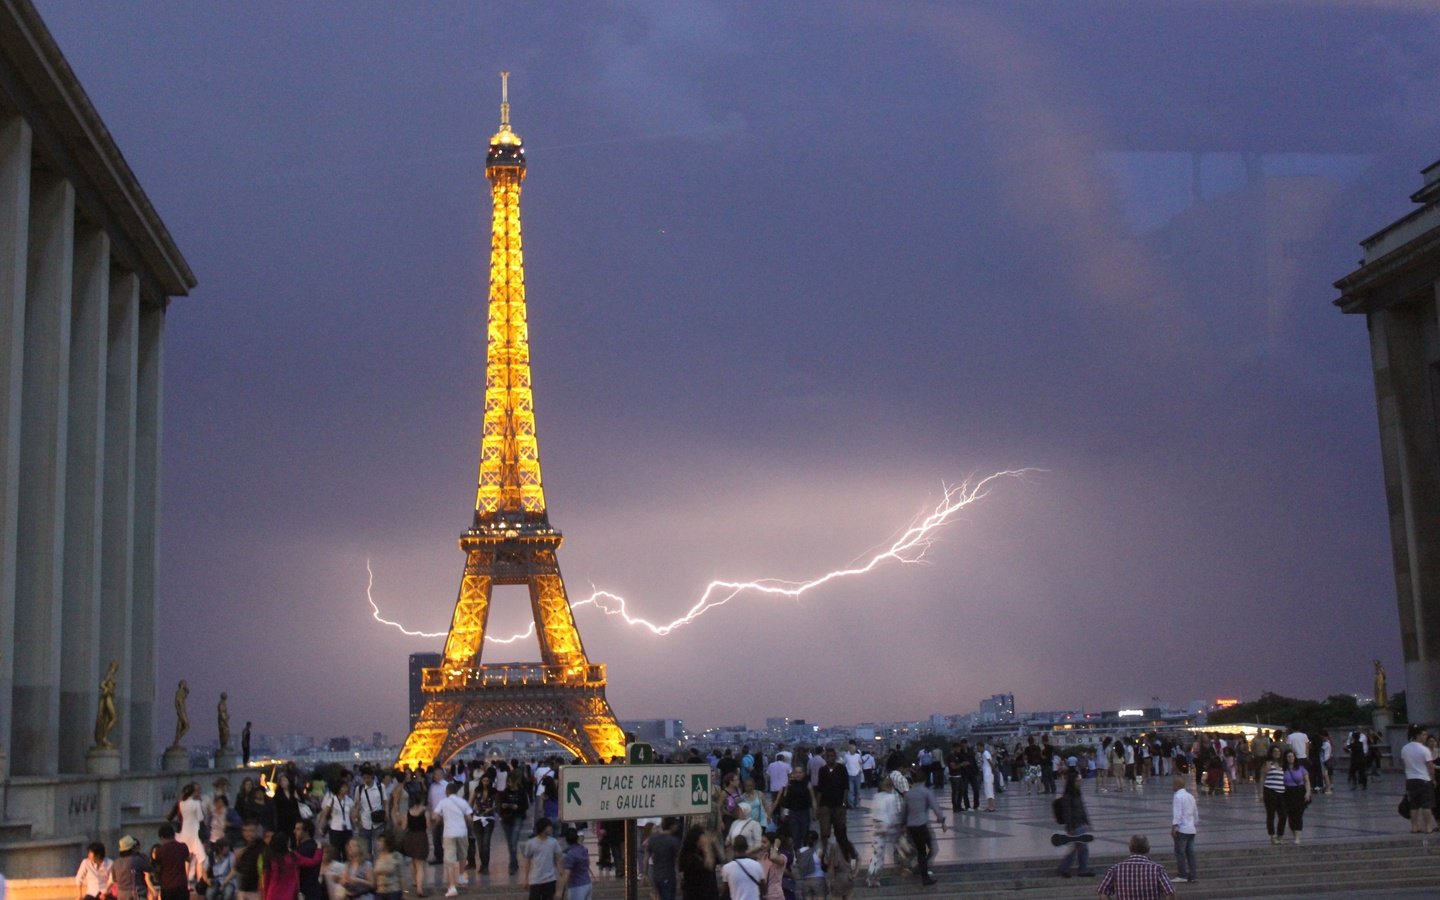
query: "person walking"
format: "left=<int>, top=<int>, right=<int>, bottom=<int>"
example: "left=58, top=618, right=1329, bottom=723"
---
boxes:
left=556, top=827, right=592, bottom=900
left=1401, top=724, right=1437, bottom=834
left=774, top=766, right=815, bottom=852
left=900, top=769, right=945, bottom=886
left=1170, top=775, right=1197, bottom=883
left=1054, top=771, right=1094, bottom=879
left=1096, top=835, right=1175, bottom=899
left=864, top=777, right=904, bottom=887
left=434, top=782, right=474, bottom=897
left=520, top=818, right=565, bottom=900
left=814, top=749, right=856, bottom=863
left=719, top=837, right=765, bottom=900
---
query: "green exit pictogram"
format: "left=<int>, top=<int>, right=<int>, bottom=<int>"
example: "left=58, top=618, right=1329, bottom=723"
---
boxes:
left=690, top=773, right=709, bottom=804
left=567, top=782, right=582, bottom=806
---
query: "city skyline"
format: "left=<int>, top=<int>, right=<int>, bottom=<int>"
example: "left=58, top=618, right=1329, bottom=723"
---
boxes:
left=30, top=2, right=1440, bottom=743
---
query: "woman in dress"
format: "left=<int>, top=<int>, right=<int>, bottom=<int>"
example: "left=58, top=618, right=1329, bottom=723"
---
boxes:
left=740, top=779, right=771, bottom=835
left=177, top=783, right=209, bottom=885
left=401, top=787, right=430, bottom=896
left=273, top=773, right=302, bottom=839
left=678, top=825, right=720, bottom=900
left=1281, top=749, right=1312, bottom=843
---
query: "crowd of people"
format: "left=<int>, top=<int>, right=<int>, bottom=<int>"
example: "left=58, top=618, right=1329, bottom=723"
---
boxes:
left=61, top=724, right=1436, bottom=900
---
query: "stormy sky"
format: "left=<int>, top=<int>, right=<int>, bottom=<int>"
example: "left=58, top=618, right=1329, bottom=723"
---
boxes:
left=34, top=1, right=1440, bottom=743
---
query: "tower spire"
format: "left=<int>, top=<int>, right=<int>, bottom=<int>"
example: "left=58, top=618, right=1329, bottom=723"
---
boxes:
left=499, top=70, right=510, bottom=128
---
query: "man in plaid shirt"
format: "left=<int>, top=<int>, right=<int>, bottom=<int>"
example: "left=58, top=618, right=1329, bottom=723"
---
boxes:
left=1096, top=835, right=1174, bottom=899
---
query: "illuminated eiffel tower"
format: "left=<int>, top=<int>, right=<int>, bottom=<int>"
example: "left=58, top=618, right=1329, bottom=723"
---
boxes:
left=396, top=74, right=625, bottom=769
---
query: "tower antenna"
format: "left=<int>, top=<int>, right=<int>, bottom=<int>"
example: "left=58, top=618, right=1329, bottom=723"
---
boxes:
left=500, top=71, right=510, bottom=128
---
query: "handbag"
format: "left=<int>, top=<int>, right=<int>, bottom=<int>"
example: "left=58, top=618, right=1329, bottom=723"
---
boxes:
left=1399, top=795, right=1412, bottom=819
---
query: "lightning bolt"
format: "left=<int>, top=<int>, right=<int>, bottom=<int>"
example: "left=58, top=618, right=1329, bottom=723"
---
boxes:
left=367, top=468, right=1036, bottom=641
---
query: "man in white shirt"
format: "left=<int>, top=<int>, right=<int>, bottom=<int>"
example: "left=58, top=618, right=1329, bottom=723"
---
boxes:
left=427, top=768, right=450, bottom=865
left=1170, top=776, right=1198, bottom=883
left=843, top=744, right=864, bottom=808
left=1401, top=725, right=1436, bottom=834
left=720, top=836, right=765, bottom=900
left=1286, top=728, right=1310, bottom=763
left=435, top=782, right=475, bottom=896
left=355, top=768, right=387, bottom=858
left=766, top=755, right=791, bottom=799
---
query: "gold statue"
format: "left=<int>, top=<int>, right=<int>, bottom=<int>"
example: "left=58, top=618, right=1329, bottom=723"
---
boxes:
left=217, top=692, right=231, bottom=749
left=1374, top=659, right=1388, bottom=709
left=93, top=659, right=119, bottom=749
left=172, top=680, right=189, bottom=747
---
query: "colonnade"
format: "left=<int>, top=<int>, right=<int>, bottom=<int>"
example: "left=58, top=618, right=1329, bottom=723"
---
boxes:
left=0, top=110, right=165, bottom=777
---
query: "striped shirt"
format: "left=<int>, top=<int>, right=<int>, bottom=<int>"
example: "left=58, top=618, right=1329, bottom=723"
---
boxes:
left=1262, top=763, right=1285, bottom=792
left=1096, top=855, right=1174, bottom=899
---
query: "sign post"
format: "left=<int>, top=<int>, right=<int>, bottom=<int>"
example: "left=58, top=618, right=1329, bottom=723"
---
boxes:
left=558, top=760, right=710, bottom=900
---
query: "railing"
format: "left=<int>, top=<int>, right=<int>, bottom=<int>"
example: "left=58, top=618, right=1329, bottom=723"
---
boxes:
left=422, top=662, right=605, bottom=690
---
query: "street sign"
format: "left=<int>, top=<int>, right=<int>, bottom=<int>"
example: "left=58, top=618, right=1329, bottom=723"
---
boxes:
left=627, top=742, right=654, bottom=764
left=558, top=764, right=710, bottom=821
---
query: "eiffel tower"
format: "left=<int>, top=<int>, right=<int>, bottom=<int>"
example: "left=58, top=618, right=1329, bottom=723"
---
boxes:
left=396, top=74, right=625, bottom=769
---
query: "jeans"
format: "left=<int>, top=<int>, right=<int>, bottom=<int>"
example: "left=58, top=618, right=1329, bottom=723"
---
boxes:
left=475, top=820, right=494, bottom=871
left=905, top=825, right=933, bottom=880
left=566, top=885, right=592, bottom=900
left=1172, top=831, right=1196, bottom=881
left=1058, top=826, right=1090, bottom=874
left=358, top=827, right=380, bottom=860
left=848, top=774, right=862, bottom=807
left=787, top=809, right=812, bottom=851
left=651, top=876, right=676, bottom=900
left=501, top=817, right=523, bottom=872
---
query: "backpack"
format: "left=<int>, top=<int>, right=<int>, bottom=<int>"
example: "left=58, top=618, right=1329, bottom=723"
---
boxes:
left=796, top=846, right=817, bottom=878
left=1052, top=797, right=1065, bottom=825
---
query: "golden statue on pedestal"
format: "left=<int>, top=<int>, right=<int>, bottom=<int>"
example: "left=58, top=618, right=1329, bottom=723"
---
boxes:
left=1374, top=659, right=1388, bottom=709
left=93, top=659, right=119, bottom=750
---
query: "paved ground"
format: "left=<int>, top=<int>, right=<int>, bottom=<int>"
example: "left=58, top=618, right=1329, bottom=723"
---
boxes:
left=433, top=772, right=1432, bottom=887
left=892, top=772, right=1426, bottom=865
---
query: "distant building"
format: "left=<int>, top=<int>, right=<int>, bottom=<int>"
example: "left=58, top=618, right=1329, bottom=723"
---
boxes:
left=979, top=693, right=1015, bottom=723
left=409, top=652, right=442, bottom=732
left=620, top=718, right=684, bottom=743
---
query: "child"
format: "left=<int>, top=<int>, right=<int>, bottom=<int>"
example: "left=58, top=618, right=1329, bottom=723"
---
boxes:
left=795, top=832, right=825, bottom=900
left=205, top=839, right=235, bottom=900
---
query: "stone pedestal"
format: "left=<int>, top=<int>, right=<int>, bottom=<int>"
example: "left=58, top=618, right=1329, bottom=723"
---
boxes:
left=1372, top=707, right=1394, bottom=732
left=85, top=747, right=121, bottom=776
left=162, top=745, right=189, bottom=772
left=214, top=748, right=237, bottom=770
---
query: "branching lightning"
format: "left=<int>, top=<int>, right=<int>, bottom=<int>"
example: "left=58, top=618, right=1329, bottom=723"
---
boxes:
left=367, top=469, right=1037, bottom=642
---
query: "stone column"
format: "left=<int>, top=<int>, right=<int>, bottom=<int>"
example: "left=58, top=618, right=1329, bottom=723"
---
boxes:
left=0, top=114, right=30, bottom=780
left=129, top=300, right=163, bottom=770
left=59, top=226, right=109, bottom=773
left=101, top=270, right=138, bottom=770
left=11, top=169, right=73, bottom=777
left=1369, top=297, right=1440, bottom=724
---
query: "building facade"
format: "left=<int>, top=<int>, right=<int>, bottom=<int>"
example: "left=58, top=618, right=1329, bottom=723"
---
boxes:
left=1334, top=158, right=1440, bottom=725
left=0, top=0, right=194, bottom=785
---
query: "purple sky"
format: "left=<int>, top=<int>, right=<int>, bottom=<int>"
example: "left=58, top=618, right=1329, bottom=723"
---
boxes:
left=35, top=1, right=1440, bottom=743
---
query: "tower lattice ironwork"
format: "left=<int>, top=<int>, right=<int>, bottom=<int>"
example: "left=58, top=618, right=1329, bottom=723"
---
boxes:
left=396, top=74, right=625, bottom=769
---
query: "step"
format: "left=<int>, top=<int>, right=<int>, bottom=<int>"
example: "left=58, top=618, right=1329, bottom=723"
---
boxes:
left=0, top=820, right=34, bottom=841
